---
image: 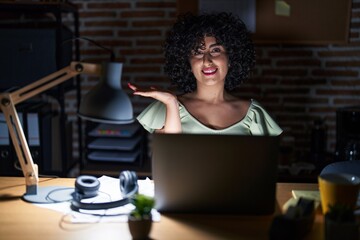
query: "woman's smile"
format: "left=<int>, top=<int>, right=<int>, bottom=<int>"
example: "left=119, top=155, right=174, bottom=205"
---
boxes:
left=189, top=36, right=229, bottom=86
left=202, top=67, right=218, bottom=76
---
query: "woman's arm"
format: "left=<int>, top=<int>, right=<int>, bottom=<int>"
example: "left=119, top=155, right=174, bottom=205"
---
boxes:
left=128, top=83, right=182, bottom=133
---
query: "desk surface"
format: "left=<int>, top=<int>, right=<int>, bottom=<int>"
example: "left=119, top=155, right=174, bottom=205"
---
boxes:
left=0, top=177, right=322, bottom=240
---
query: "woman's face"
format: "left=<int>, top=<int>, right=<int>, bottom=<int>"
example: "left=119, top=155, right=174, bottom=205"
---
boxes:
left=189, top=36, right=229, bottom=88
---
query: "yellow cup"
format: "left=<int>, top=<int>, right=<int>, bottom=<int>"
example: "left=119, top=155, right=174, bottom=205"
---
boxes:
left=318, top=173, right=360, bottom=214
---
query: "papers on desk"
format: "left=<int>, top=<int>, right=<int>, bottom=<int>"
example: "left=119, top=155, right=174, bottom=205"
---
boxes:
left=35, top=176, right=160, bottom=223
left=282, top=190, right=320, bottom=212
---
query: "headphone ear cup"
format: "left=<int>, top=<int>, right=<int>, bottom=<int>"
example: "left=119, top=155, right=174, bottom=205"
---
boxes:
left=120, top=170, right=138, bottom=196
left=71, top=171, right=139, bottom=211
left=74, top=175, right=100, bottom=199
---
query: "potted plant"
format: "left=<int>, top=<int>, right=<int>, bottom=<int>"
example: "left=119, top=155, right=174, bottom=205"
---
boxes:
left=325, top=204, right=359, bottom=240
left=128, top=194, right=155, bottom=240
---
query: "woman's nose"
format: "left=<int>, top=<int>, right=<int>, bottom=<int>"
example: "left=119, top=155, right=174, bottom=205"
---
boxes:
left=202, top=52, right=213, bottom=64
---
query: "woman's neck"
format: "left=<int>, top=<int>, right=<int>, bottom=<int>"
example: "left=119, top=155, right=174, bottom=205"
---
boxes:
left=192, top=86, right=233, bottom=104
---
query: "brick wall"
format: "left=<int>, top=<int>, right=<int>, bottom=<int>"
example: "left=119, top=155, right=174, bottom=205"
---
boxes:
left=247, top=0, right=360, bottom=158
left=2, top=0, right=359, bottom=162
left=64, top=0, right=178, bottom=157
left=67, top=0, right=360, bottom=160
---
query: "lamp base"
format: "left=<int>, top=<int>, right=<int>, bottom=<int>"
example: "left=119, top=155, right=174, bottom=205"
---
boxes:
left=22, top=186, right=74, bottom=203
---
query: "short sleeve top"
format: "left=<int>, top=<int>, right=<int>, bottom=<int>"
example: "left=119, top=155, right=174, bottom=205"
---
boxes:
left=136, top=99, right=282, bottom=136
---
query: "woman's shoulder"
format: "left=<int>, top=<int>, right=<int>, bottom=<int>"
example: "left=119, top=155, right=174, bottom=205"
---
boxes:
left=247, top=98, right=275, bottom=117
left=230, top=96, right=251, bottom=109
left=177, top=93, right=194, bottom=104
left=246, top=99, right=283, bottom=136
left=249, top=99, right=263, bottom=107
left=136, top=100, right=167, bottom=133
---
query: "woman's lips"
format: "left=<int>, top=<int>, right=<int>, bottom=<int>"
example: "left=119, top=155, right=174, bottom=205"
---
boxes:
left=202, top=67, right=217, bottom=76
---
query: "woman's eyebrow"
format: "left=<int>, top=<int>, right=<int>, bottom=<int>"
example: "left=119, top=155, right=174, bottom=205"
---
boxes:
left=194, top=42, right=222, bottom=51
left=209, top=43, right=222, bottom=48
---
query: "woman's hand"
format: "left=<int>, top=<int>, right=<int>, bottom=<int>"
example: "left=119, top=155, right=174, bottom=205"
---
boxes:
left=128, top=83, right=177, bottom=106
left=128, top=83, right=181, bottom=133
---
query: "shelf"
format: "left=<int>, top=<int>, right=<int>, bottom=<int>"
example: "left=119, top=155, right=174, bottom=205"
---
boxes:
left=81, top=121, right=150, bottom=178
left=0, top=2, right=80, bottom=177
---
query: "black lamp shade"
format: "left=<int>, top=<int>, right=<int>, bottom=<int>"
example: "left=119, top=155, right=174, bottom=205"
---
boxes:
left=78, top=62, right=134, bottom=124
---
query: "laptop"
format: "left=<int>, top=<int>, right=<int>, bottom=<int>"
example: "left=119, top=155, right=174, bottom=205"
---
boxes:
left=151, top=133, right=280, bottom=215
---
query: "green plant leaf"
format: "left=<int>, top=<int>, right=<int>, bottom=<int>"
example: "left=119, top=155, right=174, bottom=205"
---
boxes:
left=130, top=194, right=155, bottom=219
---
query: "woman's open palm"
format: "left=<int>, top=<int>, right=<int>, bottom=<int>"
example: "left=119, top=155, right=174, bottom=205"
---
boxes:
left=128, top=83, right=177, bottom=105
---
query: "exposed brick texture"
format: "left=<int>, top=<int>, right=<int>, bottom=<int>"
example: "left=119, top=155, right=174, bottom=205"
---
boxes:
left=2, top=0, right=359, bottom=164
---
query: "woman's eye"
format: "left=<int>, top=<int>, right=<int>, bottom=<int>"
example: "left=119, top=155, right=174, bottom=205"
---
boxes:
left=210, top=48, right=222, bottom=56
left=192, top=51, right=204, bottom=58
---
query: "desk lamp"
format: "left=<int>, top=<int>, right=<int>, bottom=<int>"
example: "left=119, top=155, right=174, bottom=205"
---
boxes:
left=0, top=61, right=133, bottom=203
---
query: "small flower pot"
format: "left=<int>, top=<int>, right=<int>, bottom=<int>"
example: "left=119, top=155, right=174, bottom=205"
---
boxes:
left=128, top=216, right=152, bottom=240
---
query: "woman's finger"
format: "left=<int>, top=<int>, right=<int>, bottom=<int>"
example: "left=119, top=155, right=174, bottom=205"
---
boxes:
left=128, top=83, right=137, bottom=91
left=133, top=91, right=157, bottom=98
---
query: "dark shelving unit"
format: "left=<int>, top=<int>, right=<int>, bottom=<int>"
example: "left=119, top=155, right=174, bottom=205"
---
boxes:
left=0, top=2, right=80, bottom=177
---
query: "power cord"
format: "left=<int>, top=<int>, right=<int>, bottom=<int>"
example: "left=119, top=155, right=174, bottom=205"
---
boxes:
left=62, top=36, right=115, bottom=62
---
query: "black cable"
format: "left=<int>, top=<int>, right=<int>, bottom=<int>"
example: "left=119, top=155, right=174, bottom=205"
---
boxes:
left=62, top=37, right=115, bottom=62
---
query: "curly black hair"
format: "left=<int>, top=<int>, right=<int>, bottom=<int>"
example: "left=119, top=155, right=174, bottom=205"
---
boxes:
left=164, top=12, right=255, bottom=93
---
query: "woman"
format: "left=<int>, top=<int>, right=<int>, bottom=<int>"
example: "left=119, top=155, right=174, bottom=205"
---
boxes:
left=129, top=12, right=282, bottom=136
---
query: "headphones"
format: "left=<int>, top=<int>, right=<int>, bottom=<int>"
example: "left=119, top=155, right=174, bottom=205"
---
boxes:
left=70, top=170, right=138, bottom=211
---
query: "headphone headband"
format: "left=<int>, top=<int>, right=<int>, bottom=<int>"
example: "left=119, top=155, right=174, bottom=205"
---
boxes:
left=71, top=170, right=138, bottom=211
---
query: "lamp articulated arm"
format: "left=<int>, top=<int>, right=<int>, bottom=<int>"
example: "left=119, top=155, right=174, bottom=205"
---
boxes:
left=0, top=62, right=101, bottom=195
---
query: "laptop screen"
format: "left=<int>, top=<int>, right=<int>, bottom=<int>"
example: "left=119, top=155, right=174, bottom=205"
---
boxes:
left=151, top=133, right=280, bottom=215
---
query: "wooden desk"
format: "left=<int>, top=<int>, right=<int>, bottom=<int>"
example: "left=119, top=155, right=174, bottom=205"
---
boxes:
left=0, top=177, right=322, bottom=240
